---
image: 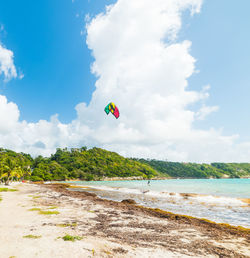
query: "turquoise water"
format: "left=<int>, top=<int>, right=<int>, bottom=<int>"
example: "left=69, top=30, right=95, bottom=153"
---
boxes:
left=67, top=179, right=250, bottom=227
left=69, top=178, right=250, bottom=198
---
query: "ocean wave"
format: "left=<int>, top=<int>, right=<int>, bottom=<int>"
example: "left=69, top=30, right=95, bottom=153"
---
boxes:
left=71, top=184, right=248, bottom=207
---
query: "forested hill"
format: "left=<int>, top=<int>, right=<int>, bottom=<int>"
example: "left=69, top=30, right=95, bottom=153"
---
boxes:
left=30, top=147, right=158, bottom=181
left=136, top=159, right=250, bottom=179
left=1, top=147, right=250, bottom=183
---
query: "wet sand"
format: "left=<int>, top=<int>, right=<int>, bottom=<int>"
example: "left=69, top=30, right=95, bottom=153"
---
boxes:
left=0, top=183, right=249, bottom=257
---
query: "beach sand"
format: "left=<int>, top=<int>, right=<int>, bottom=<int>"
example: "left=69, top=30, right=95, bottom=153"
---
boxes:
left=0, top=183, right=249, bottom=258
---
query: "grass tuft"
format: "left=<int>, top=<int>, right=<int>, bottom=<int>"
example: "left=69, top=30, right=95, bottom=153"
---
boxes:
left=23, top=234, right=41, bottom=239
left=0, top=188, right=17, bottom=192
left=32, top=196, right=41, bottom=199
left=56, top=222, right=77, bottom=227
left=28, top=208, right=41, bottom=211
left=62, top=234, right=83, bottom=242
left=39, top=210, right=60, bottom=215
left=48, top=206, right=58, bottom=209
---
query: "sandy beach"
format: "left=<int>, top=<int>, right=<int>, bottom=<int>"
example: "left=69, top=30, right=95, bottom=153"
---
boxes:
left=0, top=183, right=249, bottom=258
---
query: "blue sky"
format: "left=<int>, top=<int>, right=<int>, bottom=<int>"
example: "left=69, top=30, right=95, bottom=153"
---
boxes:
left=1, top=0, right=249, bottom=136
left=181, top=0, right=250, bottom=141
left=0, top=0, right=115, bottom=123
left=0, top=0, right=250, bottom=161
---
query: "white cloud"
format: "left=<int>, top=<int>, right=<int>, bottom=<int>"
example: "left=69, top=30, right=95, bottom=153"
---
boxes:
left=0, top=95, right=19, bottom=134
left=1, top=0, right=250, bottom=162
left=0, top=43, right=17, bottom=81
left=196, top=105, right=219, bottom=120
left=19, top=72, right=24, bottom=79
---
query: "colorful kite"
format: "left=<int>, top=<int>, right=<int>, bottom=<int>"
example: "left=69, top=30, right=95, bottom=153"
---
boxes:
left=104, top=102, right=120, bottom=119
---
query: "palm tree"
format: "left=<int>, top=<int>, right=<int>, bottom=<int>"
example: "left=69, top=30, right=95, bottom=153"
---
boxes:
left=1, top=158, right=18, bottom=185
left=21, top=166, right=32, bottom=181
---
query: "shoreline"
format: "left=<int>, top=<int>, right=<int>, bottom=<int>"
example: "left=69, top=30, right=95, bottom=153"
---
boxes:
left=67, top=176, right=250, bottom=181
left=1, top=182, right=249, bottom=257
left=66, top=183, right=250, bottom=213
left=66, top=181, right=250, bottom=227
left=48, top=183, right=250, bottom=234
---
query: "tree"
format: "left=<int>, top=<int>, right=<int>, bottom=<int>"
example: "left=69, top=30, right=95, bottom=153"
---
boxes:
left=22, top=166, right=32, bottom=180
left=0, top=158, right=19, bottom=185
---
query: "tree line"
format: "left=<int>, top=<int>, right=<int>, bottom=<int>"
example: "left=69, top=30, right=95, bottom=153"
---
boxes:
left=136, top=159, right=250, bottom=178
left=0, top=147, right=157, bottom=183
left=1, top=147, right=250, bottom=184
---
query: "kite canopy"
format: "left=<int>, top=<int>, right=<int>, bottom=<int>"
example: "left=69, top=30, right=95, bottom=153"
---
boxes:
left=104, top=102, right=119, bottom=119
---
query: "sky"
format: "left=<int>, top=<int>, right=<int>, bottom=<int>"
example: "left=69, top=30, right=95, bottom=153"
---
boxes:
left=0, top=0, right=250, bottom=162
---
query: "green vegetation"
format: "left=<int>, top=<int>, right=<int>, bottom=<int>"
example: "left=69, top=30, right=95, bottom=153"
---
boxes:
left=39, top=210, right=60, bottom=215
left=28, top=208, right=41, bottom=211
left=23, top=234, right=41, bottom=239
left=56, top=222, right=77, bottom=227
left=32, top=196, right=41, bottom=199
left=0, top=148, right=32, bottom=185
left=29, top=147, right=157, bottom=181
left=136, top=159, right=250, bottom=178
left=0, top=188, right=17, bottom=192
left=0, top=147, right=250, bottom=181
left=62, top=234, right=83, bottom=241
left=29, top=207, right=59, bottom=215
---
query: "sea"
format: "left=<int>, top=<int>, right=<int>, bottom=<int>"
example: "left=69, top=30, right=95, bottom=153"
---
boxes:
left=66, top=178, right=250, bottom=228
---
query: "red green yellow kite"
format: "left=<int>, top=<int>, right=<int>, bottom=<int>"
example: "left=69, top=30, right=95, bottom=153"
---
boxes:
left=104, top=102, right=120, bottom=119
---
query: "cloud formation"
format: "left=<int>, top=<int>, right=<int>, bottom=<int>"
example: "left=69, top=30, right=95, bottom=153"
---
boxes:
left=0, top=43, right=17, bottom=80
left=0, top=0, right=250, bottom=162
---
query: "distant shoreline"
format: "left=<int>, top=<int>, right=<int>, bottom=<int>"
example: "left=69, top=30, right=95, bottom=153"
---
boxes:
left=66, top=176, right=250, bottom=182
